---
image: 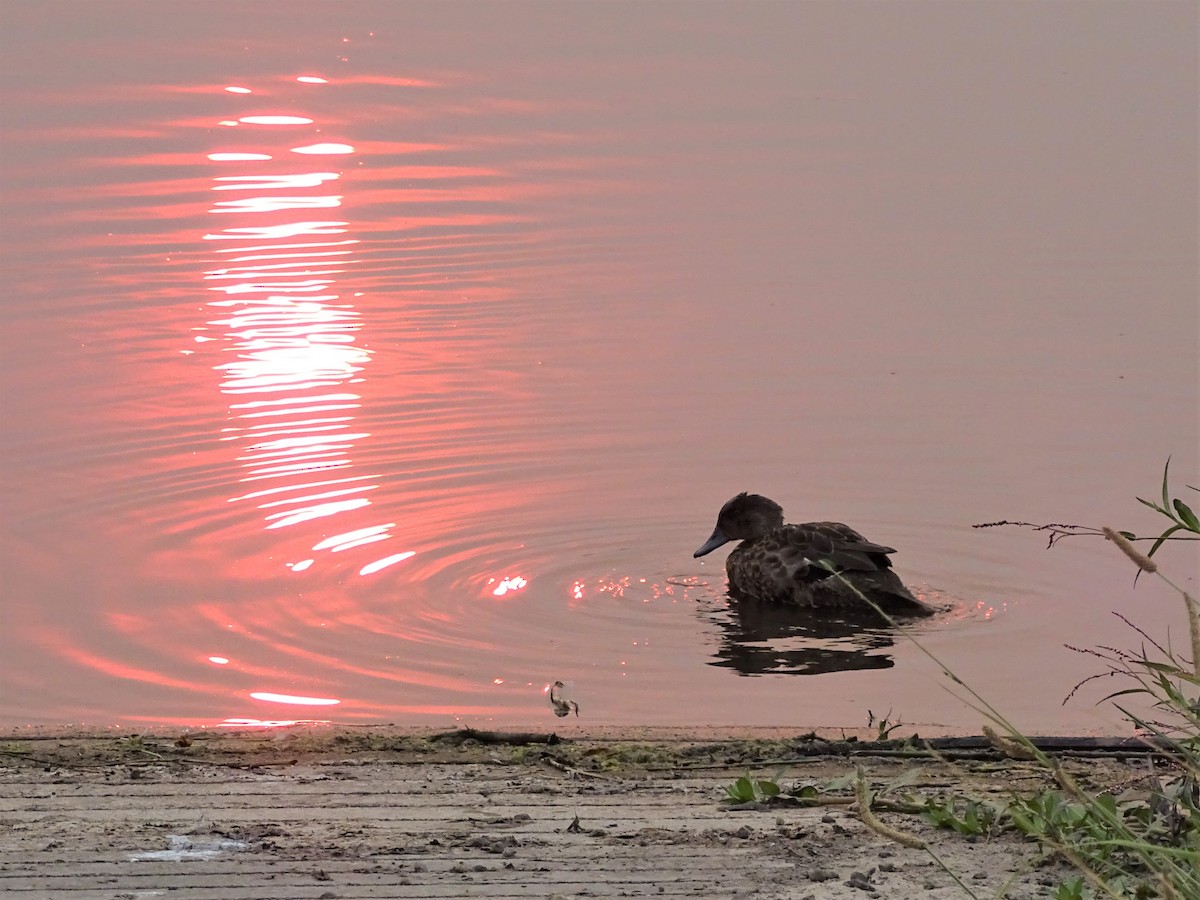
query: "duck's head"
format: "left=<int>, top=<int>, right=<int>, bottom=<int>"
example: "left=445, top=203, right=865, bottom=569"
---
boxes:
left=694, top=492, right=785, bottom=557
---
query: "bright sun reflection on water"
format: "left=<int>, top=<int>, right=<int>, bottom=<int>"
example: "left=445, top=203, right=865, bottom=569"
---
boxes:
left=49, top=69, right=590, bottom=727
left=292, top=143, right=355, bottom=155
left=358, top=551, right=416, bottom=576
left=249, top=692, right=341, bottom=706
left=490, top=576, right=528, bottom=597
left=238, top=115, right=314, bottom=125
left=219, top=718, right=333, bottom=728
left=200, top=91, right=411, bottom=580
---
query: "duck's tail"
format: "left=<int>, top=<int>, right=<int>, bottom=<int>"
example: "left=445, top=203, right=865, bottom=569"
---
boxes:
left=850, top=570, right=937, bottom=617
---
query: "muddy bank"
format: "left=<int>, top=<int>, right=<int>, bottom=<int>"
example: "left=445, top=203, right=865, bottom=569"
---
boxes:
left=0, top=726, right=1141, bottom=899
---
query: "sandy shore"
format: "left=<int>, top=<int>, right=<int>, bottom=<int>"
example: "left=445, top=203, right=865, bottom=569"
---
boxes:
left=0, top=725, right=1127, bottom=899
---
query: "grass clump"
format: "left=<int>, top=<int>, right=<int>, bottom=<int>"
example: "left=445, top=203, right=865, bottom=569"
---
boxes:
left=965, top=462, right=1198, bottom=898
left=921, top=793, right=1005, bottom=837
left=845, top=460, right=1199, bottom=899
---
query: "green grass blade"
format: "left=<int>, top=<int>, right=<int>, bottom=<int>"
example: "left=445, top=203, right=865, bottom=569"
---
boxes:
left=1137, top=496, right=1168, bottom=515
left=1172, top=498, right=1199, bottom=532
left=1146, top=524, right=1183, bottom=560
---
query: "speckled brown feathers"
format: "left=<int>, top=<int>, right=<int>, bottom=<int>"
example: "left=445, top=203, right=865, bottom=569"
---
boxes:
left=694, top=493, right=934, bottom=617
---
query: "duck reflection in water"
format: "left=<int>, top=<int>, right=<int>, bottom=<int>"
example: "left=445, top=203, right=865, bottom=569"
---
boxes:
left=708, top=597, right=898, bottom=674
left=694, top=493, right=934, bottom=675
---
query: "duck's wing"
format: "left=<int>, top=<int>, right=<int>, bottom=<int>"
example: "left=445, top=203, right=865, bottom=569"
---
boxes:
left=778, top=521, right=897, bottom=574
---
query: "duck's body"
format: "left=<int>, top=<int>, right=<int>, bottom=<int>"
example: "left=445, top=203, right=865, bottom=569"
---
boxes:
left=694, top=493, right=933, bottom=617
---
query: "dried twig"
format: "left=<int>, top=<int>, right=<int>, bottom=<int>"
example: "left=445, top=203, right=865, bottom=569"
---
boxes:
left=542, top=756, right=619, bottom=781
left=429, top=728, right=564, bottom=746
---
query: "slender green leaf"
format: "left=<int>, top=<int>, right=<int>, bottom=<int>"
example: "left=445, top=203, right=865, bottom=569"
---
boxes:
left=1162, top=456, right=1172, bottom=512
left=1146, top=524, right=1183, bottom=559
left=1137, top=496, right=1168, bottom=515
left=1098, top=688, right=1153, bottom=702
left=824, top=772, right=857, bottom=791
left=1172, top=498, right=1199, bottom=532
left=883, top=766, right=924, bottom=793
left=1008, top=806, right=1036, bottom=835
left=1140, top=660, right=1189, bottom=674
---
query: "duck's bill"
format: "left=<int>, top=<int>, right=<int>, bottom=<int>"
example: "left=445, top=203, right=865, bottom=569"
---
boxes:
left=693, top=526, right=730, bottom=558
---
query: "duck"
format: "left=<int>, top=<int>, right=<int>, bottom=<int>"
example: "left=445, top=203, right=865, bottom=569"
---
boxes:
left=694, top=492, right=934, bottom=617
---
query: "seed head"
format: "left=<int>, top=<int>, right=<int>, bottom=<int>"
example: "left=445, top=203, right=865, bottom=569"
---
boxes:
left=1101, top=527, right=1157, bottom=573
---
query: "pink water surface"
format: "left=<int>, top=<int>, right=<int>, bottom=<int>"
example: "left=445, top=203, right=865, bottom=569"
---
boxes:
left=1, top=2, right=1196, bottom=734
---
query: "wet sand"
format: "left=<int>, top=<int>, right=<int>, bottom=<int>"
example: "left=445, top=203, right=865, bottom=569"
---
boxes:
left=0, top=725, right=1126, bottom=899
